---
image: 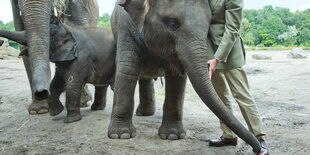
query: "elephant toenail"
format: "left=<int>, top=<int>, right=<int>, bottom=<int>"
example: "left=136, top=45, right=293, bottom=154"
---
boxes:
left=109, top=134, right=119, bottom=139
left=179, top=133, right=186, bottom=139
left=168, top=134, right=178, bottom=140
left=131, top=131, right=136, bottom=138
left=159, top=134, right=167, bottom=140
left=29, top=111, right=37, bottom=115
left=120, top=133, right=131, bottom=139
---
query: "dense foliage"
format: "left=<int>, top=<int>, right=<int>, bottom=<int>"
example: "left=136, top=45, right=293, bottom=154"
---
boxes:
left=243, top=6, right=310, bottom=47
left=97, top=13, right=111, bottom=28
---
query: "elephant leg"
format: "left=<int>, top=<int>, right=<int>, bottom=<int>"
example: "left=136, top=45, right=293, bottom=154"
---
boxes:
left=91, top=86, right=108, bottom=111
left=108, top=12, right=141, bottom=138
left=80, top=85, right=92, bottom=108
left=64, top=76, right=83, bottom=123
left=136, top=78, right=155, bottom=116
left=47, top=71, right=65, bottom=116
left=11, top=0, right=49, bottom=115
left=159, top=68, right=187, bottom=140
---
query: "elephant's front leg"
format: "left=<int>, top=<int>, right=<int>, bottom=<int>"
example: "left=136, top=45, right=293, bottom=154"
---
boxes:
left=64, top=75, right=84, bottom=123
left=47, top=71, right=65, bottom=116
left=136, top=78, right=155, bottom=116
left=108, top=54, right=140, bottom=139
left=91, top=86, right=108, bottom=110
left=159, top=68, right=187, bottom=140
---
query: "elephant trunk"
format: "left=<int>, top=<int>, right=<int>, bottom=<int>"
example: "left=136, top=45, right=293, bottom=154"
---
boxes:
left=0, top=30, right=27, bottom=45
left=176, top=40, right=261, bottom=153
left=20, top=0, right=52, bottom=100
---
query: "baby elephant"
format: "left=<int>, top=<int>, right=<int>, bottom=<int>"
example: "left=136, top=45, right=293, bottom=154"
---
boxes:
left=47, top=22, right=116, bottom=123
left=0, top=21, right=116, bottom=123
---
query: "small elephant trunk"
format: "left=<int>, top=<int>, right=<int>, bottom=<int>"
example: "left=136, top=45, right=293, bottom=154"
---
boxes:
left=176, top=41, right=261, bottom=153
left=0, top=30, right=27, bottom=45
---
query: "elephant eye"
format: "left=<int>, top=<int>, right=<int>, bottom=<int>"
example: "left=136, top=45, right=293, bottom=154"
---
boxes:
left=163, top=17, right=181, bottom=32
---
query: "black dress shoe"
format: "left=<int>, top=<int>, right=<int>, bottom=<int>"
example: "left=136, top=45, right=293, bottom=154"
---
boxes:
left=257, top=140, right=269, bottom=155
left=209, top=136, right=238, bottom=147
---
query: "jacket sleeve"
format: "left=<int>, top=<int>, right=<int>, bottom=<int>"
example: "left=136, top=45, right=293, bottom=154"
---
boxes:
left=214, top=0, right=243, bottom=63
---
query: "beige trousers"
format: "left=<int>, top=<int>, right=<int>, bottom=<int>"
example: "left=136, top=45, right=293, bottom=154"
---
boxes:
left=211, top=67, right=266, bottom=140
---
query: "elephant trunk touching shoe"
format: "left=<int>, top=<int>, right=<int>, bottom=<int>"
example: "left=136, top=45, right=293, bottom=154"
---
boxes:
left=109, top=0, right=261, bottom=152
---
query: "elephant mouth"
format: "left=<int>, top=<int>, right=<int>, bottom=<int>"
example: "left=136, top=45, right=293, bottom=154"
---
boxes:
left=35, top=90, right=49, bottom=100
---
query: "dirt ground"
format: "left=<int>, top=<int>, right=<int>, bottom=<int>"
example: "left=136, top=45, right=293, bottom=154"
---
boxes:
left=0, top=50, right=310, bottom=155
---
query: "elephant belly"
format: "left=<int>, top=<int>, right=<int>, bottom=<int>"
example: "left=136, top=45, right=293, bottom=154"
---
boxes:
left=140, top=52, right=166, bottom=78
left=86, top=65, right=115, bottom=87
left=140, top=67, right=165, bottom=78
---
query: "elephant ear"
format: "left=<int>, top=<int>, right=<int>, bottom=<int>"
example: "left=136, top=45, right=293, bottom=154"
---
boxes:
left=118, top=0, right=151, bottom=47
left=49, top=24, right=78, bottom=62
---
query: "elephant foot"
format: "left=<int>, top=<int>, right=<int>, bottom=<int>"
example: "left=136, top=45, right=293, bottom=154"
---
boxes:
left=136, top=102, right=155, bottom=116
left=80, top=97, right=91, bottom=108
left=91, top=101, right=106, bottom=111
left=64, top=113, right=82, bottom=123
left=48, top=100, right=64, bottom=116
left=108, top=119, right=136, bottom=139
left=28, top=99, right=49, bottom=115
left=158, top=121, right=186, bottom=140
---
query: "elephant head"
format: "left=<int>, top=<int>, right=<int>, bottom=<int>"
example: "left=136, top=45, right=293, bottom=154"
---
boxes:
left=121, top=0, right=261, bottom=152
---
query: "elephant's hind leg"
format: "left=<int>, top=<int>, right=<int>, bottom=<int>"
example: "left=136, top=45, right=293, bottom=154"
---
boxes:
left=80, top=85, right=92, bottom=108
left=159, top=68, right=187, bottom=140
left=136, top=78, right=155, bottom=116
left=91, top=86, right=108, bottom=110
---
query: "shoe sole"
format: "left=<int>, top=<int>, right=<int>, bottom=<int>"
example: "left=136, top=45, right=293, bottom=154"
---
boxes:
left=209, top=142, right=237, bottom=147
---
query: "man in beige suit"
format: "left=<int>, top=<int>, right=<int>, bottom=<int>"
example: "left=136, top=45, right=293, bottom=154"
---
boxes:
left=207, top=0, right=268, bottom=154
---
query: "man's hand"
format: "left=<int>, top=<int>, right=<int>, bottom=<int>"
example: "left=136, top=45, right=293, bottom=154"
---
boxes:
left=208, top=58, right=219, bottom=80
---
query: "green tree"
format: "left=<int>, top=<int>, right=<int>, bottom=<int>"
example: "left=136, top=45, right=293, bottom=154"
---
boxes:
left=260, top=16, right=286, bottom=45
left=241, top=18, right=254, bottom=45
left=98, top=13, right=111, bottom=28
left=278, top=26, right=298, bottom=46
left=243, top=32, right=255, bottom=46
left=300, top=28, right=310, bottom=46
left=241, top=18, right=251, bottom=37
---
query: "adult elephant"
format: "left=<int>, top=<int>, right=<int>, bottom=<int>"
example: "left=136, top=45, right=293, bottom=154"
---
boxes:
left=10, top=0, right=100, bottom=114
left=109, top=0, right=261, bottom=153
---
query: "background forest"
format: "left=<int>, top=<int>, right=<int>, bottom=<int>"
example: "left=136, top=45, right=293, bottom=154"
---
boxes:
left=1, top=6, right=310, bottom=49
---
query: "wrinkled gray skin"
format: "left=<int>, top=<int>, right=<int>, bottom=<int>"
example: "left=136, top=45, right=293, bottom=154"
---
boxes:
left=110, top=0, right=261, bottom=152
left=0, top=19, right=158, bottom=122
left=9, top=0, right=99, bottom=115
left=46, top=23, right=116, bottom=123
left=0, top=21, right=116, bottom=123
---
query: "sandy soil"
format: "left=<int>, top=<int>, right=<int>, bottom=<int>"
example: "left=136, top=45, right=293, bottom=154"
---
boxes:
left=0, top=50, right=310, bottom=155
